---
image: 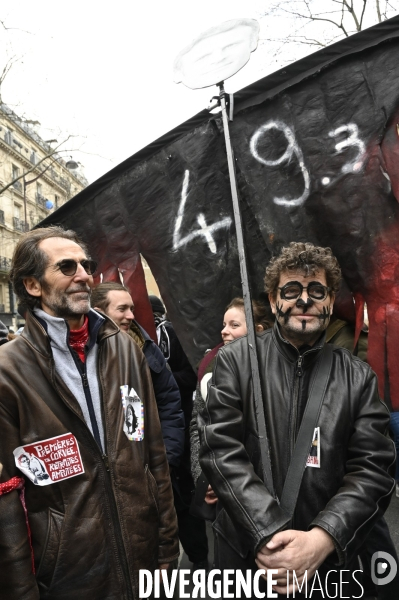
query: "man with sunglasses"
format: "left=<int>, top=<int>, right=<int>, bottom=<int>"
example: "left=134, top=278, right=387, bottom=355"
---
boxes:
left=199, top=242, right=395, bottom=599
left=0, top=226, right=178, bottom=600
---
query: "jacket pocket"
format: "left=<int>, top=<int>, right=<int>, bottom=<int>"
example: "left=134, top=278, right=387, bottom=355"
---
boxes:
left=145, top=464, right=159, bottom=515
left=35, top=508, right=64, bottom=589
left=212, top=507, right=250, bottom=559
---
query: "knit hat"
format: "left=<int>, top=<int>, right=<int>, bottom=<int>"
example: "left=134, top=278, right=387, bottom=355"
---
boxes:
left=148, top=295, right=165, bottom=315
left=0, top=320, right=8, bottom=345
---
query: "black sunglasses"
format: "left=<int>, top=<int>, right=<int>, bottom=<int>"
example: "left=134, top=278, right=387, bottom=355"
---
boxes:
left=278, top=281, right=331, bottom=302
left=54, top=259, right=98, bottom=277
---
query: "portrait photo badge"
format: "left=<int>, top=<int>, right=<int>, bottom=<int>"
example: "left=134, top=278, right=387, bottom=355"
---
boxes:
left=14, top=433, right=85, bottom=486
left=120, top=385, right=144, bottom=441
left=306, top=427, right=321, bottom=468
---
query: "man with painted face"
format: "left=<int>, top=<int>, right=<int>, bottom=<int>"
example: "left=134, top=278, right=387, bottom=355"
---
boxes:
left=199, top=242, right=395, bottom=599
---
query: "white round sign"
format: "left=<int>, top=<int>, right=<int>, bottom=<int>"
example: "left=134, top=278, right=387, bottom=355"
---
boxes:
left=173, top=18, right=260, bottom=90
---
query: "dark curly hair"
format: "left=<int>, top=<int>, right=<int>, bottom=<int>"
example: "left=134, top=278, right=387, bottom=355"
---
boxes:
left=9, top=226, right=89, bottom=309
left=264, top=242, right=341, bottom=298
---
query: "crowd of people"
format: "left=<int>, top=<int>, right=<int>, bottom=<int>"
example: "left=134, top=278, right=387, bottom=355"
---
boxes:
left=0, top=226, right=398, bottom=600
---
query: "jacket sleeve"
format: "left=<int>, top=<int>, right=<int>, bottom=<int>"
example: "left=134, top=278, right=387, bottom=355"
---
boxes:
left=0, top=401, right=39, bottom=599
left=198, top=349, right=290, bottom=554
left=144, top=342, right=185, bottom=468
left=310, top=367, right=395, bottom=563
left=140, top=353, right=180, bottom=564
left=190, top=383, right=204, bottom=485
left=166, top=326, right=197, bottom=392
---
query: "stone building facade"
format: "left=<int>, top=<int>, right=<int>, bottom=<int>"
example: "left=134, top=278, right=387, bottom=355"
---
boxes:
left=0, top=103, right=87, bottom=329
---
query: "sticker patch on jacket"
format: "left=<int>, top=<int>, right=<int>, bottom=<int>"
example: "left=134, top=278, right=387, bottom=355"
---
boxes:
left=120, top=385, right=144, bottom=441
left=306, top=427, right=320, bottom=468
left=14, top=433, right=85, bottom=486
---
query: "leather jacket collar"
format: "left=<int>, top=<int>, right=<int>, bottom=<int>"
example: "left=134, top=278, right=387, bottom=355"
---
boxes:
left=22, top=308, right=119, bottom=357
left=271, top=322, right=326, bottom=368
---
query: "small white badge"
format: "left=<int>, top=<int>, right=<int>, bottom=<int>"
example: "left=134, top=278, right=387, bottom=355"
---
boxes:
left=120, top=385, right=144, bottom=441
left=306, top=427, right=320, bottom=468
left=14, top=433, right=85, bottom=486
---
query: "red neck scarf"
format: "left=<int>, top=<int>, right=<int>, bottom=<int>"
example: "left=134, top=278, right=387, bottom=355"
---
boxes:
left=69, top=316, right=89, bottom=363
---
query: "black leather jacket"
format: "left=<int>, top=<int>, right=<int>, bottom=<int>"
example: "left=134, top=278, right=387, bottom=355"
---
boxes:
left=199, top=324, right=395, bottom=565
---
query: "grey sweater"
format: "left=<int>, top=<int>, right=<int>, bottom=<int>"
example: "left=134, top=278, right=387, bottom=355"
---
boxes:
left=33, top=308, right=105, bottom=450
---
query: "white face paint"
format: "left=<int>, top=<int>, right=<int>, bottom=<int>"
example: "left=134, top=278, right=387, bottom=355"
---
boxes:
left=269, top=269, right=334, bottom=348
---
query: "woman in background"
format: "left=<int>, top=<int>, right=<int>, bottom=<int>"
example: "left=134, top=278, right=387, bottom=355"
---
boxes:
left=190, top=297, right=272, bottom=495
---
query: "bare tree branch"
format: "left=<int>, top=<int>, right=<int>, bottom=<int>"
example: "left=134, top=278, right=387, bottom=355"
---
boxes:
left=359, top=0, right=368, bottom=29
left=0, top=56, right=19, bottom=103
left=0, top=135, right=78, bottom=196
left=376, top=0, right=382, bottom=21
left=261, top=0, right=399, bottom=51
left=0, top=17, right=32, bottom=34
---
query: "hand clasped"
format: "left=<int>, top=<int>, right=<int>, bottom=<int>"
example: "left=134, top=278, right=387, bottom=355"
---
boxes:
left=255, top=527, right=335, bottom=595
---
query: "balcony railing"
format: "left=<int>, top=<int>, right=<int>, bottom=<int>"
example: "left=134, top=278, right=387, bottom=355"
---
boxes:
left=0, top=256, right=12, bottom=271
left=13, top=217, right=29, bottom=232
left=58, top=176, right=71, bottom=192
left=36, top=193, right=51, bottom=210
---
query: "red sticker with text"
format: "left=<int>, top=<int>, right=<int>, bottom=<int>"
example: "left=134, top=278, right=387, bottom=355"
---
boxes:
left=13, top=433, right=85, bottom=486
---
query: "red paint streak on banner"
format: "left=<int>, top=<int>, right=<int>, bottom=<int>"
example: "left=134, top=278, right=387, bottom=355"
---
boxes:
left=367, top=224, right=399, bottom=410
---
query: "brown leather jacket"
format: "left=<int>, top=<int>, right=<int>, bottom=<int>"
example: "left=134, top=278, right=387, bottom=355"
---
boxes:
left=0, top=310, right=178, bottom=600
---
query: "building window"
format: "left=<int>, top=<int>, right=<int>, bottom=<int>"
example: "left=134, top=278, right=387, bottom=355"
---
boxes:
left=30, top=149, right=37, bottom=165
left=12, top=164, right=19, bottom=180
left=55, top=194, right=59, bottom=209
left=14, top=204, right=21, bottom=220
left=36, top=182, right=43, bottom=198
left=0, top=285, right=4, bottom=313
left=11, top=165, right=22, bottom=192
left=4, top=129, right=12, bottom=145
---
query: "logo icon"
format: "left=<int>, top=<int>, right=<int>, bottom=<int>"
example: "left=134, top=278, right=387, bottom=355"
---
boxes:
left=371, top=551, right=397, bottom=586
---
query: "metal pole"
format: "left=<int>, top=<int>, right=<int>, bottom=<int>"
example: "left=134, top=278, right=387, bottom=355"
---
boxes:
left=218, top=82, right=275, bottom=498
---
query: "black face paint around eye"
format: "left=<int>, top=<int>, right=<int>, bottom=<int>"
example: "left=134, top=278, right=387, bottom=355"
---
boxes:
left=276, top=302, right=292, bottom=324
left=296, top=297, right=314, bottom=313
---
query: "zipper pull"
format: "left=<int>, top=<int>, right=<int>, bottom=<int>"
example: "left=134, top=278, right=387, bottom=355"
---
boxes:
left=296, top=356, right=303, bottom=377
left=102, top=454, right=110, bottom=471
left=82, top=371, right=88, bottom=387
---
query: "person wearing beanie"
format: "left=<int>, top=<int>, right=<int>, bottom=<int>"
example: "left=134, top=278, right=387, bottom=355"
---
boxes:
left=149, top=294, right=166, bottom=317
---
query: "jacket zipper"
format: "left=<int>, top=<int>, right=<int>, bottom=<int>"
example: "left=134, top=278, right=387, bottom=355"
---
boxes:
left=102, top=454, right=110, bottom=471
left=97, top=347, right=134, bottom=600
left=289, top=354, right=303, bottom=528
left=82, top=370, right=88, bottom=388
left=290, top=355, right=303, bottom=451
left=50, top=356, right=134, bottom=600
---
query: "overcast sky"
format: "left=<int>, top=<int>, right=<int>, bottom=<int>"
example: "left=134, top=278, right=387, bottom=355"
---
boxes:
left=1, top=1, right=397, bottom=183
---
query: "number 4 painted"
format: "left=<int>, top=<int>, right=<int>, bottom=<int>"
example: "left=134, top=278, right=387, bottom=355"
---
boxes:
left=173, top=170, right=232, bottom=254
